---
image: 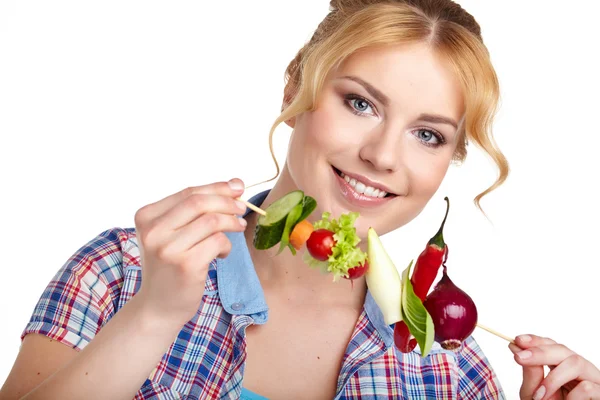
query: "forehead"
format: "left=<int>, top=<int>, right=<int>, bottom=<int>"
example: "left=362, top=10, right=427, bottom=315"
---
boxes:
left=333, top=42, right=465, bottom=120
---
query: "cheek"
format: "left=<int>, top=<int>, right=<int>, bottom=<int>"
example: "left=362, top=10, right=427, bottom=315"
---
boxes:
left=406, top=148, right=453, bottom=197
left=285, top=105, right=342, bottom=189
left=299, top=111, right=333, bottom=149
left=296, top=93, right=367, bottom=152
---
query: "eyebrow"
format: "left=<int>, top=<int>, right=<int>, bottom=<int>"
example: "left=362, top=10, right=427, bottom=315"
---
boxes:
left=417, top=114, right=459, bottom=130
left=339, top=75, right=390, bottom=107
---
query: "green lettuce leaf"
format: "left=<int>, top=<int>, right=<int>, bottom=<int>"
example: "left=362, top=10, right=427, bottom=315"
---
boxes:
left=305, top=211, right=367, bottom=282
left=401, top=260, right=435, bottom=357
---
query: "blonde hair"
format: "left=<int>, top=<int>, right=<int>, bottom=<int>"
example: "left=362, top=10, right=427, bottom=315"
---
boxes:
left=258, top=0, right=509, bottom=210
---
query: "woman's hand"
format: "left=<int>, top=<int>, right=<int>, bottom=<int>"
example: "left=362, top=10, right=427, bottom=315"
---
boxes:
left=510, top=334, right=600, bottom=399
left=134, top=178, right=248, bottom=326
left=2, top=179, right=249, bottom=400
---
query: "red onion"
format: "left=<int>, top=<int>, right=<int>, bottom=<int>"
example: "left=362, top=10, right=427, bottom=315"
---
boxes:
left=423, top=267, right=477, bottom=350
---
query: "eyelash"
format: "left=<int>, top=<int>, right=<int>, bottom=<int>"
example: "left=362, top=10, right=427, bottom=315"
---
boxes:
left=343, top=94, right=377, bottom=117
left=413, top=127, right=446, bottom=148
left=343, top=93, right=446, bottom=148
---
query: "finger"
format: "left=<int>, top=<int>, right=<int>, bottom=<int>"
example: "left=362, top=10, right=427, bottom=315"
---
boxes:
left=514, top=344, right=575, bottom=369
left=540, top=354, right=600, bottom=399
left=151, top=194, right=248, bottom=232
left=509, top=343, right=545, bottom=399
left=136, top=179, right=245, bottom=224
left=514, top=334, right=556, bottom=350
left=174, top=232, right=233, bottom=280
left=509, top=343, right=523, bottom=353
left=511, top=342, right=545, bottom=399
left=566, top=380, right=600, bottom=400
left=172, top=213, right=247, bottom=253
left=188, top=232, right=233, bottom=264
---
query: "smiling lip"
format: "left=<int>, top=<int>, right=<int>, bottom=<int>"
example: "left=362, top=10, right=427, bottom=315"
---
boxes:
left=333, top=167, right=396, bottom=208
left=333, top=167, right=397, bottom=195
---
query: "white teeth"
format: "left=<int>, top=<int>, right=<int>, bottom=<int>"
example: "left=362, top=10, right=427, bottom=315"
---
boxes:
left=340, top=172, right=388, bottom=198
left=355, top=182, right=366, bottom=194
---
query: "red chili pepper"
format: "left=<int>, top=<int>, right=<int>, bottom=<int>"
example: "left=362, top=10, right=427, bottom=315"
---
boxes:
left=394, top=197, right=450, bottom=354
left=411, top=197, right=450, bottom=301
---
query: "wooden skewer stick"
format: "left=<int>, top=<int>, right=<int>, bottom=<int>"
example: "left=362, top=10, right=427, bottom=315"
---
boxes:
left=477, top=323, right=514, bottom=344
left=238, top=198, right=267, bottom=216
left=238, top=198, right=515, bottom=346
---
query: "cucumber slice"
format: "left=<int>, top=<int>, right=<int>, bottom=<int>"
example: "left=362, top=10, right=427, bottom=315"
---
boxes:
left=258, top=190, right=305, bottom=226
left=253, top=190, right=305, bottom=250
left=277, top=203, right=303, bottom=255
left=298, top=195, right=317, bottom=223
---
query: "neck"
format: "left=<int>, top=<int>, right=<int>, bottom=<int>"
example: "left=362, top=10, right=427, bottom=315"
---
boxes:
left=243, top=167, right=366, bottom=308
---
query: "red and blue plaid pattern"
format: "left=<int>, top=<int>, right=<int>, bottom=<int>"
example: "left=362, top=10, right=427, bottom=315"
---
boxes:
left=22, top=225, right=505, bottom=399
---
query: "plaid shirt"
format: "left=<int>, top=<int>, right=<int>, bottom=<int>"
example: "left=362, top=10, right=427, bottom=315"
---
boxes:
left=22, top=191, right=505, bottom=399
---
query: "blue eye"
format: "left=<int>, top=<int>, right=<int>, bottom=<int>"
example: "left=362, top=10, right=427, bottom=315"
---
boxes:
left=413, top=128, right=445, bottom=148
left=416, top=129, right=437, bottom=143
left=344, top=94, right=376, bottom=116
left=352, top=98, right=371, bottom=113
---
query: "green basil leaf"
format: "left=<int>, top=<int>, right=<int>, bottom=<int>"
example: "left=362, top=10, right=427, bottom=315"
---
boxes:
left=298, top=196, right=317, bottom=222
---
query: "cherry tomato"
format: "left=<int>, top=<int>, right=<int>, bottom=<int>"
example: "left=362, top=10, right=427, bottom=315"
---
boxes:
left=346, top=260, right=369, bottom=280
left=306, top=229, right=336, bottom=261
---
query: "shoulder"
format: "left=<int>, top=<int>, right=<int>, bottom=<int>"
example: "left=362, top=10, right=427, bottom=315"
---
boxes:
left=453, top=336, right=505, bottom=397
left=41, top=226, right=144, bottom=313
left=405, top=336, right=505, bottom=398
left=72, top=227, right=221, bottom=295
left=60, top=227, right=140, bottom=288
left=364, top=336, right=504, bottom=398
left=64, top=226, right=225, bottom=296
left=65, top=227, right=140, bottom=273
left=21, top=227, right=141, bottom=349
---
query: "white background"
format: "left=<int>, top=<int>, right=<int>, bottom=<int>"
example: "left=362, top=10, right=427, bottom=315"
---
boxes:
left=1, top=1, right=599, bottom=397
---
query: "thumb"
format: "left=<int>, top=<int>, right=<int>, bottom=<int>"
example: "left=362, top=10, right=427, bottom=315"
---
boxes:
left=510, top=342, right=545, bottom=399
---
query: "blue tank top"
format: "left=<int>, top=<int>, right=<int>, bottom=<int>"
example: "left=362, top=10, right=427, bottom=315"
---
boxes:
left=240, top=388, right=269, bottom=400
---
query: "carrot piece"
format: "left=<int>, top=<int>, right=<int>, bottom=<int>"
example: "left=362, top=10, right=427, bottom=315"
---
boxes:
left=289, top=219, right=314, bottom=250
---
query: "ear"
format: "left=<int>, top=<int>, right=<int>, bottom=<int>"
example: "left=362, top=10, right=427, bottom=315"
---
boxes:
left=284, top=117, right=295, bottom=128
left=281, top=100, right=296, bottom=128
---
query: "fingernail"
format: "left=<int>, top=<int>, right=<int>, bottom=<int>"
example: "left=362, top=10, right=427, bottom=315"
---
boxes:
left=228, top=179, right=244, bottom=191
left=517, top=334, right=532, bottom=343
left=532, top=385, right=545, bottom=400
left=517, top=350, right=532, bottom=360
left=235, top=200, right=247, bottom=212
left=238, top=217, right=247, bottom=227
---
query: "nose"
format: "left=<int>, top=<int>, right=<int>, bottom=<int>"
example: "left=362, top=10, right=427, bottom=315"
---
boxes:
left=358, top=124, right=403, bottom=172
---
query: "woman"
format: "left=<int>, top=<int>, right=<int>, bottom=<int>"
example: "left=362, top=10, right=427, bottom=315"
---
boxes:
left=1, top=0, right=599, bottom=399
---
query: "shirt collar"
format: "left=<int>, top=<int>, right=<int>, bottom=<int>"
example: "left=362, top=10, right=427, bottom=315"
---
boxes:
left=215, top=190, right=270, bottom=322
left=216, top=189, right=393, bottom=347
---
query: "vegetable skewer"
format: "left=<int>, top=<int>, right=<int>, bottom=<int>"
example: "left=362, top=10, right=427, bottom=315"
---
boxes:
left=238, top=198, right=267, bottom=216
left=476, top=323, right=514, bottom=344
left=241, top=195, right=513, bottom=346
